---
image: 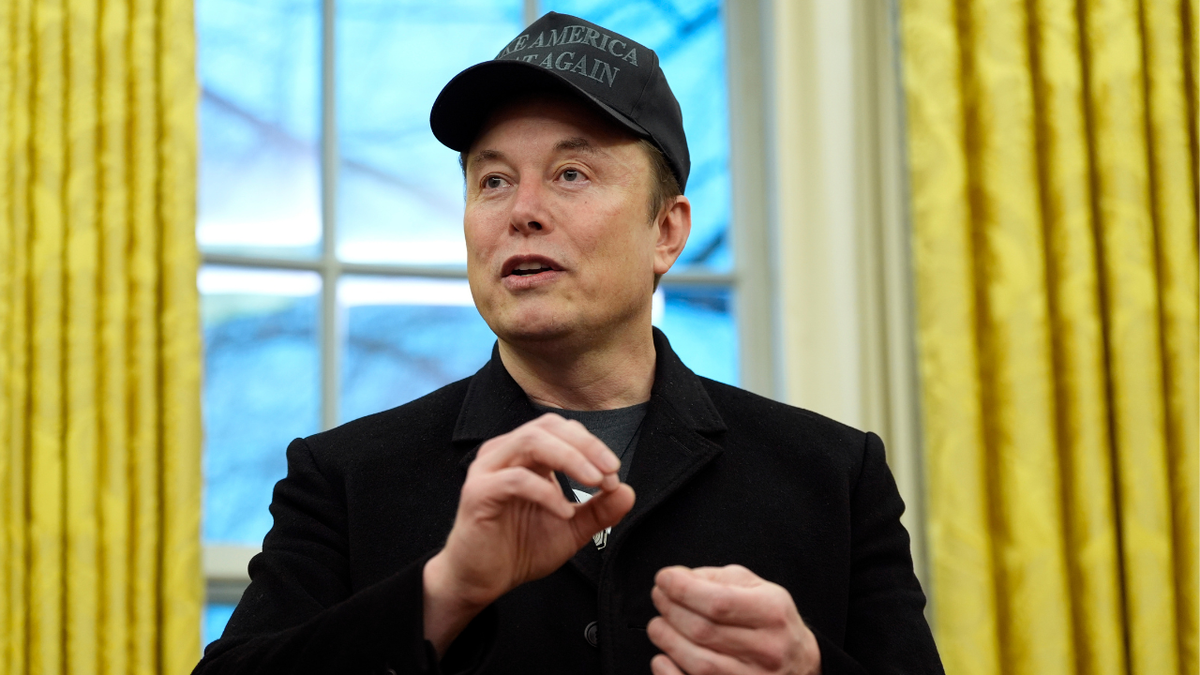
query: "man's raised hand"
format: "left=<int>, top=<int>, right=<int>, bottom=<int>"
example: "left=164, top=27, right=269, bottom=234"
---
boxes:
left=423, top=413, right=636, bottom=654
left=648, top=565, right=822, bottom=675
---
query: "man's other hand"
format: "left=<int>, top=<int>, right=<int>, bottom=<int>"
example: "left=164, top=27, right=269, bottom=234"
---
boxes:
left=423, top=413, right=636, bottom=654
left=648, top=565, right=821, bottom=675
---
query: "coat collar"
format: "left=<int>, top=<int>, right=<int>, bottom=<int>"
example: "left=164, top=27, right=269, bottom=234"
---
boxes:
left=451, top=327, right=726, bottom=446
left=451, top=342, right=536, bottom=448
left=640, top=327, right=726, bottom=435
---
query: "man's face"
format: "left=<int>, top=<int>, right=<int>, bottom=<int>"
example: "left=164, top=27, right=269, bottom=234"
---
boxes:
left=463, top=94, right=669, bottom=347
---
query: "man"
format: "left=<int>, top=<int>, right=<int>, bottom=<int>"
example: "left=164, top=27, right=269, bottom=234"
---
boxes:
left=194, top=12, right=942, bottom=675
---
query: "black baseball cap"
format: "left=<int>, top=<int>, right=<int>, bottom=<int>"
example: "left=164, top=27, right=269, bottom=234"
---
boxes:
left=430, top=12, right=690, bottom=190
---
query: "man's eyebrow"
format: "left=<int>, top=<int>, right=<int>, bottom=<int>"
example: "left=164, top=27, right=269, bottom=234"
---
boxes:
left=468, top=148, right=506, bottom=168
left=468, top=138, right=601, bottom=169
left=554, top=137, right=601, bottom=155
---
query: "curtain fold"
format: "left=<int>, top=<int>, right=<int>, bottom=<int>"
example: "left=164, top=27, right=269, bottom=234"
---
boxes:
left=0, top=0, right=201, bottom=673
left=900, top=0, right=1197, bottom=674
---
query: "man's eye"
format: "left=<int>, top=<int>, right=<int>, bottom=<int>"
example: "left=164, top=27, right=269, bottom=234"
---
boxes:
left=562, top=169, right=581, bottom=182
left=484, top=176, right=505, bottom=189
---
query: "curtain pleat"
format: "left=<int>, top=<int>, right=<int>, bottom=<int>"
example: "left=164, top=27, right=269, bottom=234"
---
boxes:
left=97, top=0, right=132, bottom=670
left=2, top=0, right=34, bottom=672
left=1141, top=1, right=1200, bottom=670
left=900, top=0, right=1199, bottom=673
left=158, top=0, right=202, bottom=670
left=1082, top=1, right=1180, bottom=672
left=959, top=1, right=1075, bottom=672
left=129, top=0, right=163, bottom=671
left=901, top=1, right=1003, bottom=673
left=30, top=4, right=68, bottom=675
left=65, top=0, right=101, bottom=672
left=0, top=0, right=10, bottom=662
left=1189, top=0, right=1198, bottom=192
left=0, top=0, right=201, bottom=673
left=1028, top=2, right=1125, bottom=674
left=4, top=0, right=21, bottom=667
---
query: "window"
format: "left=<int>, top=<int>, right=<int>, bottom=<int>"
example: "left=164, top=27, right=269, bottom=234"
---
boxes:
left=198, top=0, right=744, bottom=645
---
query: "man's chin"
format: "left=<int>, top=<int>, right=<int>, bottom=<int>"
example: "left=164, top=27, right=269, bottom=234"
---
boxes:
left=484, top=301, right=647, bottom=351
left=487, top=308, right=600, bottom=349
left=493, top=319, right=574, bottom=345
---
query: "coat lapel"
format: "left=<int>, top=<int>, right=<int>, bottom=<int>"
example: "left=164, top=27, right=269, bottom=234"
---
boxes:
left=607, top=329, right=727, bottom=556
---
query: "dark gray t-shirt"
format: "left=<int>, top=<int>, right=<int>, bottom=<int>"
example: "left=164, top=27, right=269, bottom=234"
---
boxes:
left=531, top=401, right=648, bottom=496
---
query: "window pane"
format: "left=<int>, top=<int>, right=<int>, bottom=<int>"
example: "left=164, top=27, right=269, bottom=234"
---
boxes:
left=336, top=1, right=525, bottom=265
left=542, top=0, right=731, bottom=272
left=653, top=285, right=737, bottom=385
left=340, top=277, right=496, bottom=423
left=203, top=603, right=237, bottom=648
left=201, top=267, right=321, bottom=545
left=197, top=0, right=322, bottom=258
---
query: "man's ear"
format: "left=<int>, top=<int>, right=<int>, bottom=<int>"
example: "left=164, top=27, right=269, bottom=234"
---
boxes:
left=652, top=196, right=691, bottom=276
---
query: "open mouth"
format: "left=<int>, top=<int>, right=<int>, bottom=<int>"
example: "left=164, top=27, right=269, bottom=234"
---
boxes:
left=502, top=256, right=563, bottom=278
left=510, top=262, right=555, bottom=276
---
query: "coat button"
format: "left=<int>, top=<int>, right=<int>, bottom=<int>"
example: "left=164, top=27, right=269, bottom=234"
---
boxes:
left=584, top=621, right=599, bottom=647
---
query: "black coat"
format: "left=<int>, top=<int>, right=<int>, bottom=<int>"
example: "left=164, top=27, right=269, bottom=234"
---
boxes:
left=193, top=330, right=943, bottom=675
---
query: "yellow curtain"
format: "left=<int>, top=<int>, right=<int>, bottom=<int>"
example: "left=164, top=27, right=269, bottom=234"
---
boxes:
left=899, top=0, right=1198, bottom=674
left=0, top=0, right=201, bottom=673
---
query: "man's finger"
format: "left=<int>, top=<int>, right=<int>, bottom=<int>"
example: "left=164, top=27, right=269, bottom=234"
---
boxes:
left=472, top=422, right=611, bottom=488
left=471, top=467, right=575, bottom=519
left=647, top=616, right=754, bottom=675
left=649, top=654, right=687, bottom=675
left=569, top=484, right=635, bottom=544
left=651, top=586, right=779, bottom=665
left=654, top=566, right=782, bottom=628
left=687, top=564, right=761, bottom=586
left=532, top=414, right=622, bottom=474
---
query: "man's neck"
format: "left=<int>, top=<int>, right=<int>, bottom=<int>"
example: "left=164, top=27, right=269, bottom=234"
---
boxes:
left=497, top=327, right=657, bottom=411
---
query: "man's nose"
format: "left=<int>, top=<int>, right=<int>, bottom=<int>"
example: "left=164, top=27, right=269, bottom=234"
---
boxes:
left=509, top=179, right=550, bottom=235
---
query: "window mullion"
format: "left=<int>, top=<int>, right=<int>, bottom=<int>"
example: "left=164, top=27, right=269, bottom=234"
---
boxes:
left=321, top=0, right=340, bottom=431
left=724, top=0, right=778, bottom=400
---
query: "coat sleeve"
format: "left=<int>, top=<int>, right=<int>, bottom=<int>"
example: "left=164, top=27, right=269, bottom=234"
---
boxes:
left=191, top=437, right=495, bottom=675
left=815, top=431, right=944, bottom=675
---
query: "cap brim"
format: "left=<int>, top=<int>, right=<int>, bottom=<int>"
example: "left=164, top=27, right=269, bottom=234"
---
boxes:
left=430, top=60, right=650, bottom=152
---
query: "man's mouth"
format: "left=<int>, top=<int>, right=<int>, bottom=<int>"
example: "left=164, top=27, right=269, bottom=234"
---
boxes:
left=502, top=256, right=563, bottom=278
left=510, top=262, right=555, bottom=276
